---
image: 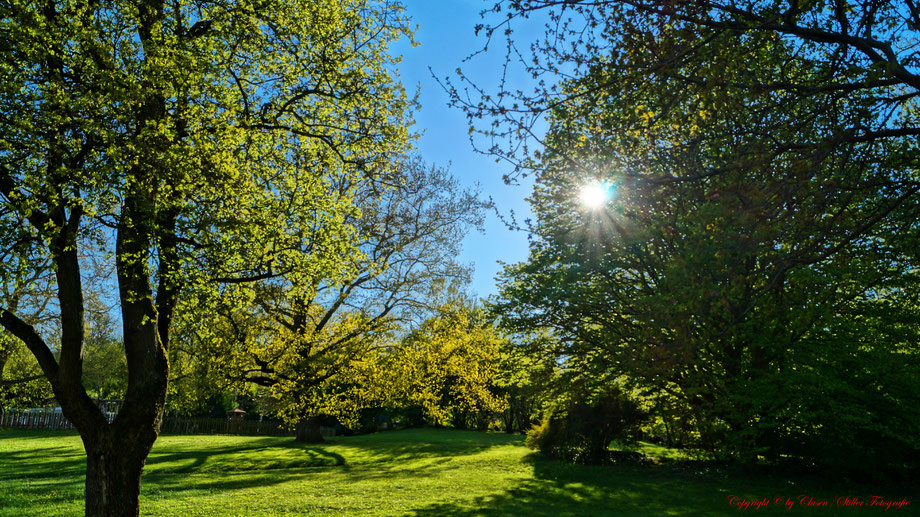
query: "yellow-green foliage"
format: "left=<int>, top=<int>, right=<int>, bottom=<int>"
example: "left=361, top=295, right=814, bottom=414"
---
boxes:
left=524, top=418, right=553, bottom=451
left=392, top=305, right=507, bottom=427
left=169, top=295, right=398, bottom=427
left=1, top=0, right=415, bottom=376
left=168, top=159, right=483, bottom=428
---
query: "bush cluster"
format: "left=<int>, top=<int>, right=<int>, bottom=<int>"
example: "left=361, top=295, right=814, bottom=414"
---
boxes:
left=526, top=386, right=646, bottom=464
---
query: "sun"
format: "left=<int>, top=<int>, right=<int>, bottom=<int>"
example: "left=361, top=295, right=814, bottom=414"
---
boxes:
left=579, top=181, right=611, bottom=209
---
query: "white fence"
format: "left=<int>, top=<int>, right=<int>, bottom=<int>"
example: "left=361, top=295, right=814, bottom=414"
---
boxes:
left=0, top=409, right=74, bottom=430
left=1, top=409, right=335, bottom=438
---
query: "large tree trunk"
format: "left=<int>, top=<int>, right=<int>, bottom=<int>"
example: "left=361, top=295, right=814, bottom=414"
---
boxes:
left=295, top=416, right=325, bottom=443
left=70, top=358, right=167, bottom=517
left=69, top=355, right=166, bottom=517
left=83, top=432, right=156, bottom=517
left=75, top=181, right=171, bottom=515
left=1, top=222, right=170, bottom=517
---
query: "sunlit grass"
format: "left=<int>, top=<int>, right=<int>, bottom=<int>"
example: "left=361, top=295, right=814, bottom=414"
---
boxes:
left=633, top=441, right=703, bottom=462
left=0, top=428, right=914, bottom=516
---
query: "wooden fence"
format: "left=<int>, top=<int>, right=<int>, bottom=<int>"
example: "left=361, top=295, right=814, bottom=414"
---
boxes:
left=1, top=409, right=335, bottom=438
left=0, top=409, right=74, bottom=430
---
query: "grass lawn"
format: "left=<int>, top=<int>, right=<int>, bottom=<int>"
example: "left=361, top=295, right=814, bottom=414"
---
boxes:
left=0, top=428, right=916, bottom=516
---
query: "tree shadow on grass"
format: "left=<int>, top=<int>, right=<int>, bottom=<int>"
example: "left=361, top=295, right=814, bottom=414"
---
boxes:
left=2, top=428, right=515, bottom=504
left=408, top=453, right=920, bottom=517
left=408, top=454, right=715, bottom=517
left=139, top=443, right=347, bottom=500
left=147, top=429, right=513, bottom=476
left=142, top=431, right=503, bottom=494
left=144, top=433, right=492, bottom=488
left=0, top=447, right=85, bottom=514
left=0, top=446, right=86, bottom=481
left=0, top=429, right=79, bottom=440
left=147, top=440, right=345, bottom=473
left=142, top=453, right=458, bottom=498
left=328, top=439, right=508, bottom=465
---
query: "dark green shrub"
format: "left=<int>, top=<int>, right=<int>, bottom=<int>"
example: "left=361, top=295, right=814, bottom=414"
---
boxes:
left=526, top=385, right=646, bottom=464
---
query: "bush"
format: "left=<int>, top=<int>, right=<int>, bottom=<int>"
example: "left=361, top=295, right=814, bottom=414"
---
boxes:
left=526, top=386, right=646, bottom=464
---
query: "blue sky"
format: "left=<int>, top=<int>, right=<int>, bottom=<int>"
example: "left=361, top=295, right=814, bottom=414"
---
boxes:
left=394, top=0, right=537, bottom=299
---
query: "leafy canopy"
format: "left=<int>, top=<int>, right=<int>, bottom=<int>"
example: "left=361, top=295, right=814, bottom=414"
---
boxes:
left=479, top=1, right=920, bottom=468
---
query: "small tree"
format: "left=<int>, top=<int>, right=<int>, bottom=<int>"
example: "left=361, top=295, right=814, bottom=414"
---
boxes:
left=492, top=330, right=555, bottom=433
left=0, top=248, right=54, bottom=411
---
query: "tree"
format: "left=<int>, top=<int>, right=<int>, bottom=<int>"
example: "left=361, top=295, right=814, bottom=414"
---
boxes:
left=390, top=303, right=507, bottom=430
left=491, top=329, right=555, bottom=433
left=471, top=1, right=920, bottom=468
left=173, top=156, right=484, bottom=441
left=0, top=0, right=413, bottom=514
left=1, top=338, right=53, bottom=410
left=455, top=1, right=920, bottom=181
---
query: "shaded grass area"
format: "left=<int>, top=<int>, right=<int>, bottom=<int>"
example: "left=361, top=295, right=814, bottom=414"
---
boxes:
left=0, top=428, right=916, bottom=516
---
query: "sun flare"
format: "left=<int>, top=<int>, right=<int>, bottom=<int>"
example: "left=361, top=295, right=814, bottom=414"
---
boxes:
left=579, top=181, right=611, bottom=209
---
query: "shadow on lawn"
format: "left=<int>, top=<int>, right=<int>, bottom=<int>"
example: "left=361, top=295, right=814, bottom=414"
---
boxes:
left=408, top=453, right=920, bottom=517
left=408, top=454, right=717, bottom=517
left=329, top=432, right=514, bottom=464
left=147, top=439, right=345, bottom=473
left=146, top=430, right=504, bottom=474
left=143, top=430, right=509, bottom=493
left=0, top=446, right=86, bottom=481
left=0, top=429, right=79, bottom=439
left=2, top=429, right=514, bottom=499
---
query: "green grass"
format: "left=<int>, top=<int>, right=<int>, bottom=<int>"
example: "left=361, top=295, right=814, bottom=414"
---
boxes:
left=0, top=428, right=916, bottom=516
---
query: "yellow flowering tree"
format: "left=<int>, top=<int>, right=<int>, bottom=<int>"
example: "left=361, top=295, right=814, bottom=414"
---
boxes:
left=391, top=305, right=506, bottom=430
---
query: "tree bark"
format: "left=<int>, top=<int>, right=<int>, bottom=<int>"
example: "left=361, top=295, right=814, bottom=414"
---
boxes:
left=503, top=408, right=515, bottom=434
left=82, top=430, right=156, bottom=517
left=295, top=416, right=325, bottom=443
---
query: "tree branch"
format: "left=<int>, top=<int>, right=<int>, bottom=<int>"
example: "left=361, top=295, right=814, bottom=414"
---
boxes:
left=0, top=307, right=59, bottom=385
